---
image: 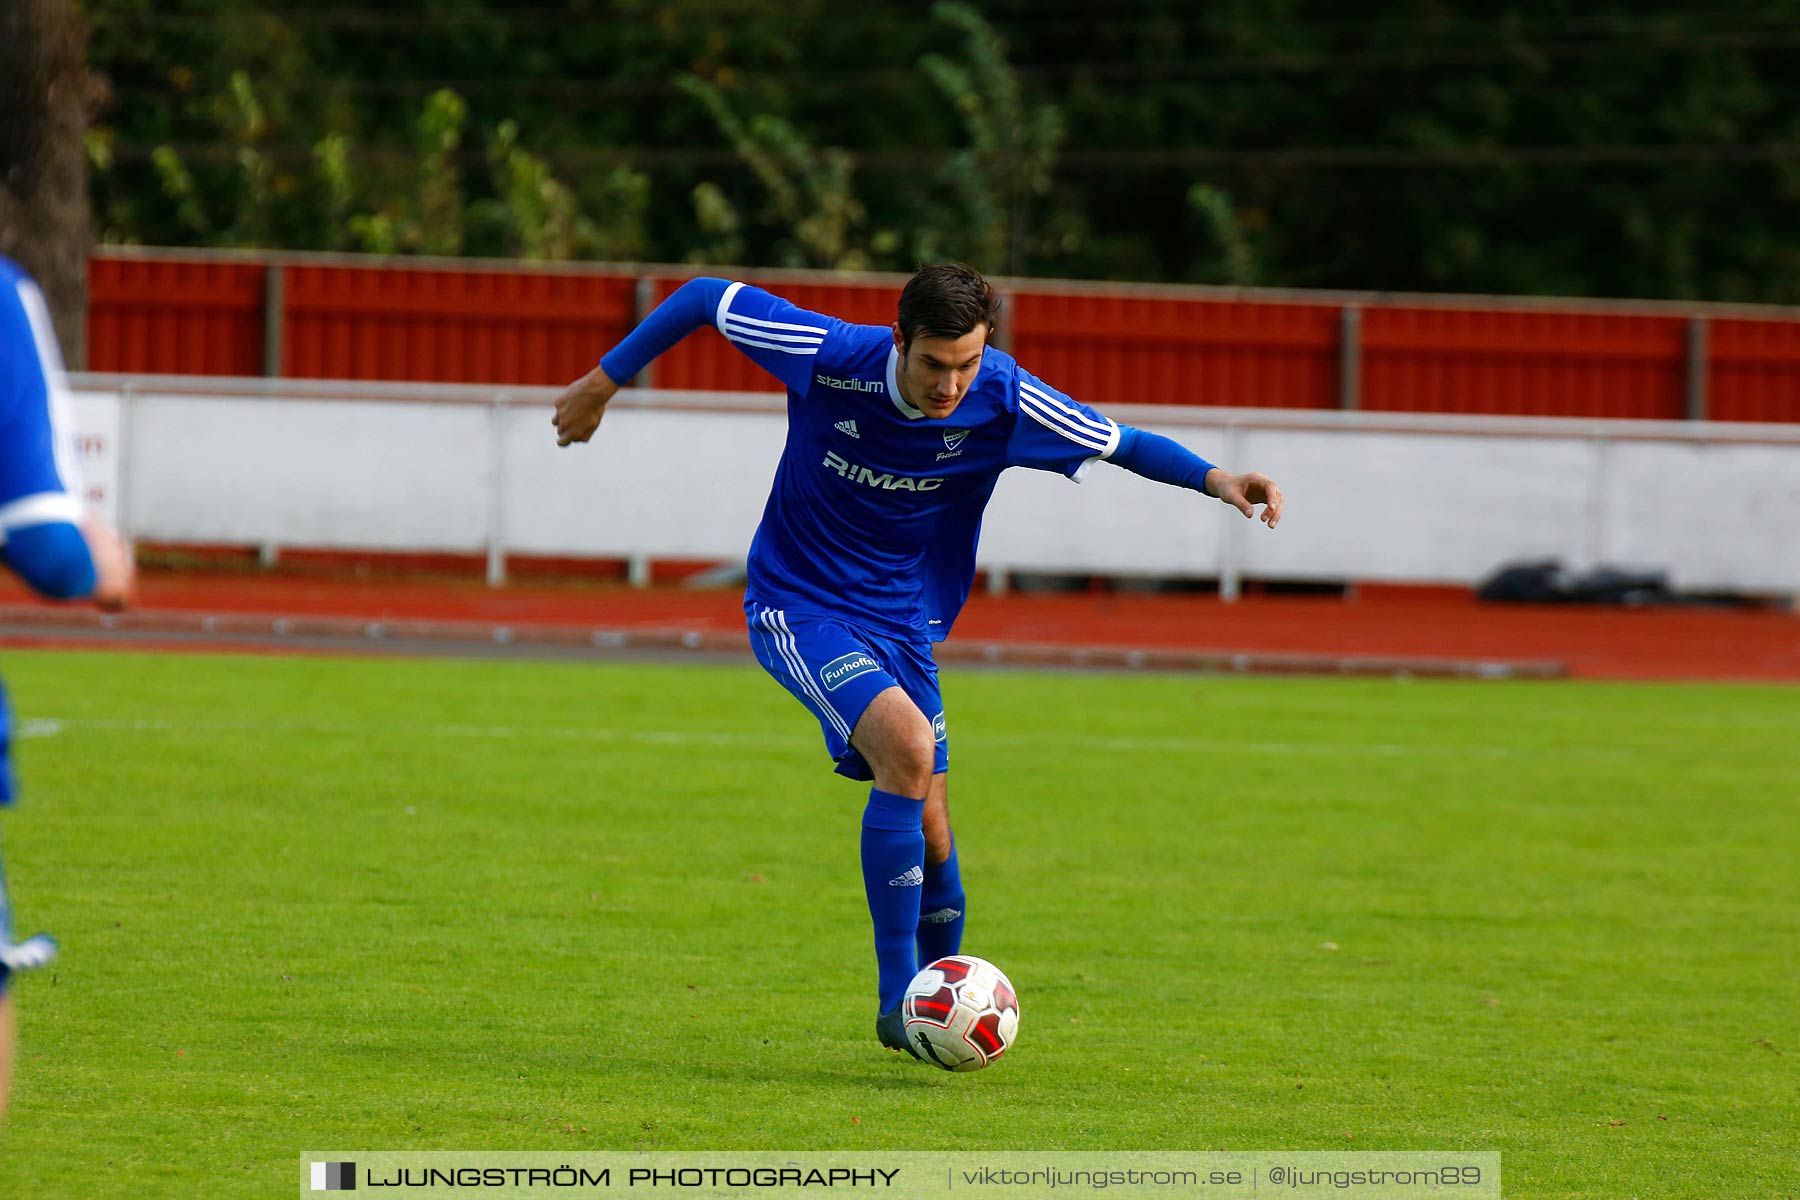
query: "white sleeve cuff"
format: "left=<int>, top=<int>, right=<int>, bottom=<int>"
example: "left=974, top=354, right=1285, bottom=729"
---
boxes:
left=0, top=491, right=84, bottom=539
left=1068, top=421, right=1121, bottom=483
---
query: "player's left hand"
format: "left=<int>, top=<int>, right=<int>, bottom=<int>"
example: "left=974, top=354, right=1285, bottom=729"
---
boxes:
left=1209, top=470, right=1283, bottom=528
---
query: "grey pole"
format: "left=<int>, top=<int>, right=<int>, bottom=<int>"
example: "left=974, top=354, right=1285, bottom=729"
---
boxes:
left=633, top=276, right=657, bottom=388
left=263, top=264, right=285, bottom=377
left=1339, top=304, right=1362, bottom=411
left=1219, top=422, right=1245, bottom=602
left=1685, top=316, right=1709, bottom=422
left=487, top=392, right=509, bottom=586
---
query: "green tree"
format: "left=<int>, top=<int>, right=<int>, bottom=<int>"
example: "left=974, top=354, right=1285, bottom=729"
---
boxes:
left=679, top=74, right=880, bottom=271
left=131, top=70, right=633, bottom=264
left=1186, top=183, right=1259, bottom=286
left=686, top=181, right=745, bottom=266
left=73, top=0, right=1800, bottom=303
left=916, top=2, right=1064, bottom=275
left=340, top=88, right=468, bottom=256
left=473, top=119, right=649, bottom=261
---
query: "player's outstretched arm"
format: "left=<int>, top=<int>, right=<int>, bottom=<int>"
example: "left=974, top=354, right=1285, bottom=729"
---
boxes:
left=553, top=278, right=839, bottom=449
left=1109, top=425, right=1283, bottom=529
left=551, top=277, right=739, bottom=448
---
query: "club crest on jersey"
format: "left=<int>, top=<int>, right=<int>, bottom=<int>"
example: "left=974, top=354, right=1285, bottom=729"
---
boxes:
left=821, top=652, right=881, bottom=692
left=821, top=450, right=944, bottom=492
left=943, top=428, right=969, bottom=451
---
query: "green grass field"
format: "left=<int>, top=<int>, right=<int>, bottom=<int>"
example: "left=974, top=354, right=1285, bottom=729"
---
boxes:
left=0, top=648, right=1794, bottom=1198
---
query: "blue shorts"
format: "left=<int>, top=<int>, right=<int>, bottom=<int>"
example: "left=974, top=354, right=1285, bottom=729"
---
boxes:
left=747, top=603, right=947, bottom=782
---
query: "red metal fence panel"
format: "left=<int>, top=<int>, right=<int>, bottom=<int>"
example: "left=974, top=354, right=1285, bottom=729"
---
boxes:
left=281, top=264, right=639, bottom=385
left=1709, top=318, right=1800, bottom=423
left=87, top=256, right=266, bottom=376
left=1361, top=306, right=1688, bottom=420
left=83, top=250, right=1800, bottom=423
left=1009, top=291, right=1341, bottom=409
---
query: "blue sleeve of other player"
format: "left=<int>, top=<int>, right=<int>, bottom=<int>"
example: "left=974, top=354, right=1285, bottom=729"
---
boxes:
left=0, top=263, right=87, bottom=531
left=600, top=278, right=838, bottom=395
left=0, top=263, right=96, bottom=600
left=600, top=277, right=730, bottom=384
left=1005, top=367, right=1122, bottom=482
left=1110, top=426, right=1219, bottom=495
left=1, top=522, right=96, bottom=599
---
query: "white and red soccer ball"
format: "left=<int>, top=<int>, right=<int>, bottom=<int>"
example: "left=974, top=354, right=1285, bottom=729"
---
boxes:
left=900, top=955, right=1020, bottom=1071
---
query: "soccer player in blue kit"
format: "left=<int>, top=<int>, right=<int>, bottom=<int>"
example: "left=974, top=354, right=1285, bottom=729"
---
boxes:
left=552, top=264, right=1282, bottom=1057
left=0, top=254, right=136, bottom=1120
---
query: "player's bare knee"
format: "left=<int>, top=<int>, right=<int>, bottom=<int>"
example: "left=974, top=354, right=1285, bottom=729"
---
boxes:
left=876, top=728, right=934, bottom=796
left=902, top=710, right=939, bottom=786
left=854, top=689, right=936, bottom=797
left=902, top=735, right=936, bottom=793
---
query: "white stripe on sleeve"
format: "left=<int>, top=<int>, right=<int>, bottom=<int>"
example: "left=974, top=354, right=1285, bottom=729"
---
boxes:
left=724, top=332, right=824, bottom=356
left=1019, top=391, right=1112, bottom=453
left=716, top=283, right=826, bottom=357
left=723, top=321, right=824, bottom=345
left=1020, top=381, right=1115, bottom=437
left=725, top=310, right=829, bottom=336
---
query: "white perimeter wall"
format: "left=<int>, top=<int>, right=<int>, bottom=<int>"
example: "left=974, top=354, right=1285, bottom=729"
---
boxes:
left=70, top=376, right=1800, bottom=593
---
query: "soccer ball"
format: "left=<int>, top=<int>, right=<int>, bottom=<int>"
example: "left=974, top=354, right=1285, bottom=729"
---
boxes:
left=901, top=955, right=1020, bottom=1071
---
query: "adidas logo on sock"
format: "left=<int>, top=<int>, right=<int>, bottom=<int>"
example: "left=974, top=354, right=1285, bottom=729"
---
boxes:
left=887, top=866, right=924, bottom=887
left=920, top=907, right=962, bottom=924
left=834, top=419, right=860, bottom=438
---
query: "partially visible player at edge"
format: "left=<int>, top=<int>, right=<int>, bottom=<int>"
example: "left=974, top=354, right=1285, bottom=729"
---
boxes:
left=551, top=264, right=1281, bottom=1058
left=0, top=254, right=136, bottom=1123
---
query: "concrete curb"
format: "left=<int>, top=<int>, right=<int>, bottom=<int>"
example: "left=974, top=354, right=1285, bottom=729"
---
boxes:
left=0, top=605, right=1567, bottom=680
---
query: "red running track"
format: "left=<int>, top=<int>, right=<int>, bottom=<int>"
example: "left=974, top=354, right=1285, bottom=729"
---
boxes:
left=1, top=572, right=1796, bottom=682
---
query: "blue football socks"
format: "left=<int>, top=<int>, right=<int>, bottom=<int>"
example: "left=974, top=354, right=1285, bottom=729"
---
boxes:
left=860, top=788, right=926, bottom=1013
left=916, top=841, right=966, bottom=966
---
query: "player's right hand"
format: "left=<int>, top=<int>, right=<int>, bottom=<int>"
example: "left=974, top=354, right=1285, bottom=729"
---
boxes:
left=82, top=516, right=136, bottom=611
left=552, top=365, right=621, bottom=446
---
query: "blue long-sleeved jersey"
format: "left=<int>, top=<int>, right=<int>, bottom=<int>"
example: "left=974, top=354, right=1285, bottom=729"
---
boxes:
left=600, top=278, right=1217, bottom=643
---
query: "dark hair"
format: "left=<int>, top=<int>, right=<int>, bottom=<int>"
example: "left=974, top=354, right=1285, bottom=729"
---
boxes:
left=896, top=262, right=999, bottom=349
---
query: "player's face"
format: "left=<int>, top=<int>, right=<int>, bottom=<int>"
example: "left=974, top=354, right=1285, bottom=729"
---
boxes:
left=894, top=325, right=988, bottom=419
